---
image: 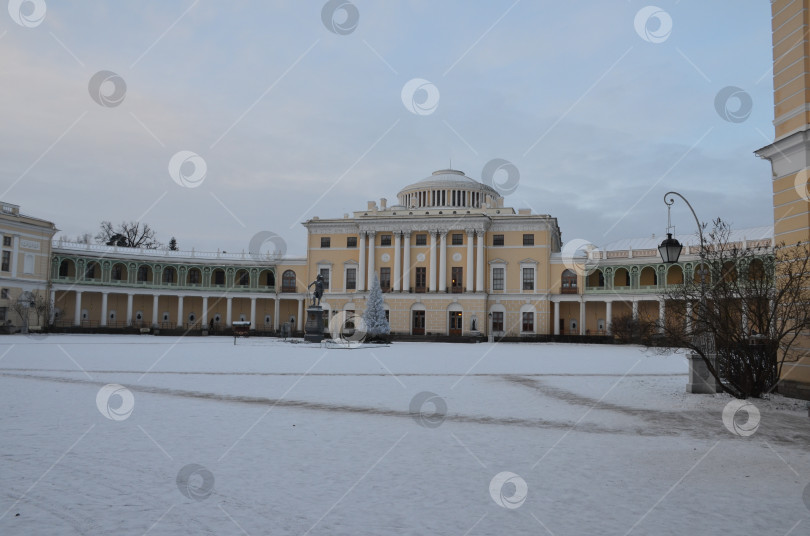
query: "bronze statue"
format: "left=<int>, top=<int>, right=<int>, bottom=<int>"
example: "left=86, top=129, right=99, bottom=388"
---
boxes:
left=308, top=274, right=324, bottom=306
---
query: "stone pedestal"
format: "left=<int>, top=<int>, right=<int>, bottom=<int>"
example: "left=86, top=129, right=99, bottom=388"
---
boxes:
left=686, top=353, right=721, bottom=394
left=304, top=306, right=324, bottom=343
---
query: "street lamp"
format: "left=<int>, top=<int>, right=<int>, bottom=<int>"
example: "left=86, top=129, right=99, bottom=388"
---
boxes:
left=660, top=192, right=717, bottom=394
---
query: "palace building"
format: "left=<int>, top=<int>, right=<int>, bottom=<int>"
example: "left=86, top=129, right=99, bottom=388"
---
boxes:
left=0, top=169, right=771, bottom=342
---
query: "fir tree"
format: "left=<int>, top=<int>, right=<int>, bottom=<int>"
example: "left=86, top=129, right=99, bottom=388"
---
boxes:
left=168, top=237, right=179, bottom=251
left=363, top=274, right=390, bottom=342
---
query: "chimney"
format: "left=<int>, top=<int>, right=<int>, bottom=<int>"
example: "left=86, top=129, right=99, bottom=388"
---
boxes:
left=380, top=198, right=387, bottom=210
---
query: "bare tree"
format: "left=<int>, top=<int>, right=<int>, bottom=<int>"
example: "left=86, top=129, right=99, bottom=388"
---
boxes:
left=95, top=221, right=161, bottom=249
left=9, top=291, right=49, bottom=333
left=657, top=219, right=810, bottom=398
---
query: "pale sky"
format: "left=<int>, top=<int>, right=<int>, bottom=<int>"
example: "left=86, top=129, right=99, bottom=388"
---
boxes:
left=0, top=1, right=775, bottom=256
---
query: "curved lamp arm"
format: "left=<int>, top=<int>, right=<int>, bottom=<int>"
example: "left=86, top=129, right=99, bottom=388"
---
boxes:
left=663, top=191, right=705, bottom=253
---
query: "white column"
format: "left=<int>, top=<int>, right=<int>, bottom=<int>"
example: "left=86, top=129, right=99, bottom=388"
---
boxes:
left=152, top=294, right=159, bottom=327
left=438, top=231, right=447, bottom=292
left=202, top=296, right=209, bottom=326
left=126, top=293, right=133, bottom=326
left=74, top=291, right=82, bottom=326
left=297, top=299, right=303, bottom=331
left=429, top=231, right=437, bottom=292
left=49, top=290, right=56, bottom=325
left=402, top=232, right=411, bottom=292
left=475, top=231, right=485, bottom=292
left=358, top=232, right=366, bottom=292
left=367, top=231, right=376, bottom=285
left=553, top=301, right=560, bottom=335
left=226, top=297, right=232, bottom=325
left=579, top=299, right=586, bottom=335
left=274, top=296, right=280, bottom=330
left=658, top=299, right=665, bottom=334
left=632, top=300, right=638, bottom=321
left=177, top=296, right=184, bottom=328
left=250, top=297, right=257, bottom=329
left=100, top=292, right=108, bottom=327
left=394, top=232, right=402, bottom=292
left=605, top=301, right=612, bottom=335
left=465, top=230, right=474, bottom=292
left=685, top=301, right=692, bottom=333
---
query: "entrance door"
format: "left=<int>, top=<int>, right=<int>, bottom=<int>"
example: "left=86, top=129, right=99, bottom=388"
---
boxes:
left=449, top=311, right=462, bottom=336
left=412, top=310, right=425, bottom=335
left=559, top=318, right=565, bottom=335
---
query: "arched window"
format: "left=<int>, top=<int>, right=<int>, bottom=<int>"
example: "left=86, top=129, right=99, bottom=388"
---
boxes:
left=282, top=270, right=296, bottom=292
left=162, top=266, right=176, bottom=284
left=561, top=269, right=577, bottom=294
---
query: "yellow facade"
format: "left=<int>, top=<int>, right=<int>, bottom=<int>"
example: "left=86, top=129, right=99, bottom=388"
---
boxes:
left=755, top=0, right=810, bottom=399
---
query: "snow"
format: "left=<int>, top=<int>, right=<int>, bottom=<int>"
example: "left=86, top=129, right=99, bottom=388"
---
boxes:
left=1, top=335, right=808, bottom=535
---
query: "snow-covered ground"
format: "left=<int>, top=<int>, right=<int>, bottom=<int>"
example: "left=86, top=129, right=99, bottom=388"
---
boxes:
left=1, top=335, right=808, bottom=535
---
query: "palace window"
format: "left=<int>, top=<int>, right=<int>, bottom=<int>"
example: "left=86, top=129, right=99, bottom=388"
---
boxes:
left=492, top=267, right=504, bottom=291
left=493, top=235, right=504, bottom=246
left=85, top=263, right=97, bottom=280
left=319, top=268, right=330, bottom=290
left=523, top=234, right=534, bottom=246
left=321, top=237, right=331, bottom=248
left=163, top=268, right=175, bottom=284
left=346, top=268, right=356, bottom=290
left=2, top=237, right=10, bottom=247
left=282, top=270, right=297, bottom=292
left=1, top=251, right=9, bottom=272
left=137, top=266, right=149, bottom=282
left=1, top=288, right=8, bottom=299
left=380, top=234, right=392, bottom=247
left=415, top=234, right=427, bottom=246
left=491, top=311, right=504, bottom=332
left=347, top=237, right=357, bottom=248
left=188, top=269, right=201, bottom=285
left=238, top=271, right=250, bottom=286
left=522, top=312, right=534, bottom=332
left=59, top=260, right=70, bottom=277
left=213, top=269, right=225, bottom=285
left=380, top=267, right=391, bottom=291
left=452, top=233, right=463, bottom=245
left=522, top=267, right=535, bottom=291
left=415, top=267, right=426, bottom=291
left=111, top=265, right=123, bottom=281
left=561, top=269, right=577, bottom=293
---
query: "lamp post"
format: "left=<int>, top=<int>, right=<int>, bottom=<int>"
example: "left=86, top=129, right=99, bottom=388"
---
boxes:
left=488, top=312, right=493, bottom=343
left=660, top=192, right=717, bottom=393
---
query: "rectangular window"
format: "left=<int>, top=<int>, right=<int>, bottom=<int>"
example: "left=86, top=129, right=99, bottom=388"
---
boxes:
left=320, top=237, right=331, bottom=248
left=452, top=233, right=463, bottom=245
left=523, top=234, right=534, bottom=246
left=416, top=234, right=427, bottom=246
left=492, top=268, right=504, bottom=291
left=522, top=312, right=534, bottom=332
left=493, top=235, right=504, bottom=246
left=1, top=251, right=9, bottom=272
left=522, top=267, right=534, bottom=290
left=346, top=268, right=356, bottom=290
left=380, top=267, right=391, bottom=291
left=380, top=235, right=392, bottom=247
left=347, top=236, right=357, bottom=248
left=492, top=311, right=504, bottom=332
left=451, top=267, right=463, bottom=292
left=319, top=268, right=330, bottom=290
left=2, top=237, right=10, bottom=247
left=415, top=267, right=427, bottom=291
left=0, top=288, right=8, bottom=299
